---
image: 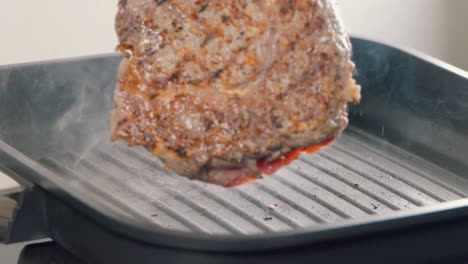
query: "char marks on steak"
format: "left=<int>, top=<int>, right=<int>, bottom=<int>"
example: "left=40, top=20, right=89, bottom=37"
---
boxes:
left=111, top=0, right=361, bottom=186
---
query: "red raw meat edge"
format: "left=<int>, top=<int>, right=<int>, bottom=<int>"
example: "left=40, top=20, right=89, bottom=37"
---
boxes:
left=226, top=137, right=335, bottom=187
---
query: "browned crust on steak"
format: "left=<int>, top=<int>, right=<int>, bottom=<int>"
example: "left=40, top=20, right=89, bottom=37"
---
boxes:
left=111, top=0, right=360, bottom=184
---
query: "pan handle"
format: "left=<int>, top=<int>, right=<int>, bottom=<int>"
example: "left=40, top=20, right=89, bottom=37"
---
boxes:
left=0, top=186, right=49, bottom=244
left=18, top=241, right=85, bottom=264
left=0, top=168, right=49, bottom=244
left=0, top=171, right=22, bottom=197
left=0, top=196, right=17, bottom=242
left=0, top=169, right=21, bottom=242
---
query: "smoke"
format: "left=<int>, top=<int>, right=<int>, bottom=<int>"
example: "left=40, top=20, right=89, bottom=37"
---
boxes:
left=0, top=55, right=122, bottom=161
left=50, top=55, right=122, bottom=162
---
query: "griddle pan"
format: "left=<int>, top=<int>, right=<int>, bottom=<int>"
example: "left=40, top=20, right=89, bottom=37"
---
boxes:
left=1, top=38, right=468, bottom=263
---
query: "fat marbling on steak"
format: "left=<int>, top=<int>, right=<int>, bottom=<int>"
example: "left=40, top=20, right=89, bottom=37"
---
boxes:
left=111, top=0, right=361, bottom=186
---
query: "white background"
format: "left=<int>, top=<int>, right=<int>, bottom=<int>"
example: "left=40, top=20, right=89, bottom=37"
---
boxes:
left=0, top=0, right=467, bottom=69
left=0, top=1, right=467, bottom=263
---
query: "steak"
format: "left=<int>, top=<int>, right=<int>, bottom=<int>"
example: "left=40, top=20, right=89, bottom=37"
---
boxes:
left=111, top=0, right=361, bottom=186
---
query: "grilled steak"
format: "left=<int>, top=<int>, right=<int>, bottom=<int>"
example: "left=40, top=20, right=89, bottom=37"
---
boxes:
left=111, top=0, right=361, bottom=186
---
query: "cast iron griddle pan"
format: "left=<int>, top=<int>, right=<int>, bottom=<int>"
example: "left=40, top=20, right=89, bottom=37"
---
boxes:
left=1, top=38, right=468, bottom=263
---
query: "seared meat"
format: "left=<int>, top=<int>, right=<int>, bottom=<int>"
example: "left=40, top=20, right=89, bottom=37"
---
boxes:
left=111, top=0, right=360, bottom=186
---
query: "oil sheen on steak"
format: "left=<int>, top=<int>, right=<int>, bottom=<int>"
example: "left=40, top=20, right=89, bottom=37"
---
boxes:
left=111, top=0, right=361, bottom=186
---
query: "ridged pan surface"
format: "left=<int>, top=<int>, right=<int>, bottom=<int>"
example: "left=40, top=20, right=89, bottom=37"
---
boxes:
left=2, top=38, right=468, bottom=240
left=39, top=126, right=468, bottom=236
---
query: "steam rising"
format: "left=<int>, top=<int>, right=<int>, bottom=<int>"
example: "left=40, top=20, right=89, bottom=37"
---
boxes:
left=0, top=55, right=122, bottom=161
